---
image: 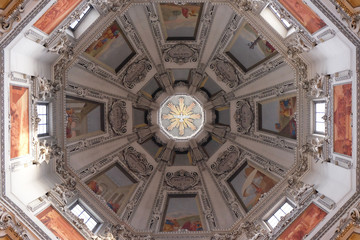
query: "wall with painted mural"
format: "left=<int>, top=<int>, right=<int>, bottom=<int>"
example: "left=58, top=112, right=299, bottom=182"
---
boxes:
left=228, top=163, right=277, bottom=212
left=258, top=95, right=297, bottom=139
left=162, top=195, right=203, bottom=232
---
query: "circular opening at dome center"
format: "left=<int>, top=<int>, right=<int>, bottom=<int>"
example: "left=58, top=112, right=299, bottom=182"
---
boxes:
left=159, top=95, right=204, bottom=140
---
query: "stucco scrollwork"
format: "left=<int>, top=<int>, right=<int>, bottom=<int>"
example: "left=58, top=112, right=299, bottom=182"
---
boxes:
left=165, top=169, right=200, bottom=191
left=235, top=100, right=254, bottom=133
left=32, top=75, right=61, bottom=101
left=163, top=44, right=198, bottom=64
left=122, top=147, right=153, bottom=177
left=300, top=73, right=329, bottom=98
left=109, top=100, right=128, bottom=135
left=210, top=57, right=241, bottom=88
left=88, top=0, right=130, bottom=13
left=122, top=59, right=152, bottom=89
left=211, top=145, right=241, bottom=176
left=0, top=204, right=30, bottom=240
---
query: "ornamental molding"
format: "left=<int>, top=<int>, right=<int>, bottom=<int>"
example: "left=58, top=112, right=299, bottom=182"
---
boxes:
left=121, top=147, right=153, bottom=177
left=210, top=56, right=242, bottom=88
left=122, top=58, right=152, bottom=89
left=0, top=204, right=31, bottom=240
left=0, top=0, right=25, bottom=39
left=163, top=44, right=199, bottom=64
left=109, top=100, right=128, bottom=135
left=211, top=146, right=242, bottom=176
left=164, top=170, right=200, bottom=191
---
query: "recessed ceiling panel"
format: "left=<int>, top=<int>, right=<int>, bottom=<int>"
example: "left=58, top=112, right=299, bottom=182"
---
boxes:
left=87, top=165, right=137, bottom=214
left=33, top=0, right=82, bottom=34
left=258, top=95, right=297, bottom=139
left=66, top=96, right=105, bottom=140
left=226, top=22, right=277, bottom=72
left=159, top=3, right=203, bottom=40
left=228, top=162, right=277, bottom=212
left=279, top=0, right=326, bottom=34
left=162, top=195, right=203, bottom=232
left=84, top=21, right=135, bottom=73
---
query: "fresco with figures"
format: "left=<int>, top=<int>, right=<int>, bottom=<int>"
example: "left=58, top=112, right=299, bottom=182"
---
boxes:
left=258, top=96, right=297, bottom=139
left=279, top=0, right=326, bottom=34
left=10, top=86, right=29, bottom=159
left=84, top=21, right=135, bottom=73
left=87, top=165, right=137, bottom=214
left=278, top=203, right=327, bottom=240
left=33, top=0, right=82, bottom=34
left=66, top=96, right=104, bottom=139
left=37, top=206, right=85, bottom=240
left=162, top=196, right=203, bottom=232
left=159, top=3, right=202, bottom=40
left=228, top=163, right=277, bottom=212
left=226, top=22, right=276, bottom=72
left=333, top=84, right=352, bottom=156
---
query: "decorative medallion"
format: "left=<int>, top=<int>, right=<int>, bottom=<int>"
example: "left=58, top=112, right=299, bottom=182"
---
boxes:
left=122, top=59, right=152, bottom=89
left=163, top=44, right=198, bottom=64
left=123, top=147, right=153, bottom=177
left=165, top=170, right=199, bottom=191
left=109, top=100, right=128, bottom=135
left=210, top=57, right=241, bottom=88
left=211, top=145, right=241, bottom=175
left=159, top=95, right=204, bottom=140
left=234, top=100, right=254, bottom=133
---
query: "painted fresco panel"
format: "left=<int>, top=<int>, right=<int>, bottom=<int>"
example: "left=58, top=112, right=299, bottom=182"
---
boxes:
left=66, top=96, right=104, bottom=139
left=227, top=22, right=276, bottom=72
left=37, top=206, right=85, bottom=240
left=279, top=0, right=326, bottom=34
left=33, top=0, right=82, bottom=34
left=333, top=84, right=352, bottom=156
left=10, top=85, right=29, bottom=159
left=228, top=163, right=277, bottom=212
left=159, top=3, right=202, bottom=40
left=87, top=165, right=137, bottom=214
left=258, top=96, right=297, bottom=139
left=84, top=21, right=135, bottom=73
left=277, top=203, right=327, bottom=240
left=162, top=196, right=203, bottom=232
left=347, top=0, right=360, bottom=8
left=348, top=233, right=360, bottom=240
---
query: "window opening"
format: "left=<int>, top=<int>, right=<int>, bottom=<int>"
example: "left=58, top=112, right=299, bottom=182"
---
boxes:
left=269, top=5, right=292, bottom=29
left=70, top=201, right=100, bottom=232
left=37, top=103, right=49, bottom=137
left=314, top=101, right=326, bottom=134
left=69, top=6, right=91, bottom=30
left=266, top=201, right=294, bottom=229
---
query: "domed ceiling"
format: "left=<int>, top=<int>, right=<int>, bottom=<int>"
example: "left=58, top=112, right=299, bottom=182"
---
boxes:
left=0, top=0, right=359, bottom=240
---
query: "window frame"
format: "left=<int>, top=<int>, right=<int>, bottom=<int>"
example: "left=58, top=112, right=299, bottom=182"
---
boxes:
left=69, top=200, right=101, bottom=232
left=265, top=200, right=295, bottom=230
left=268, top=4, right=292, bottom=30
left=36, top=102, right=49, bottom=137
left=313, top=100, right=326, bottom=135
left=69, top=5, right=92, bottom=31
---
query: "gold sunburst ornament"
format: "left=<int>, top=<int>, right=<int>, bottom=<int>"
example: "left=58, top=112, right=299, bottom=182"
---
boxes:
left=159, top=95, right=204, bottom=139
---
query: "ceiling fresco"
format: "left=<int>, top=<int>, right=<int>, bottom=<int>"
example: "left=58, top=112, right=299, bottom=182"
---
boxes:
left=0, top=0, right=358, bottom=240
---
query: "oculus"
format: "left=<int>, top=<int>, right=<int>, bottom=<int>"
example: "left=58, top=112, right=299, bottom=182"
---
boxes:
left=159, top=95, right=204, bottom=140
